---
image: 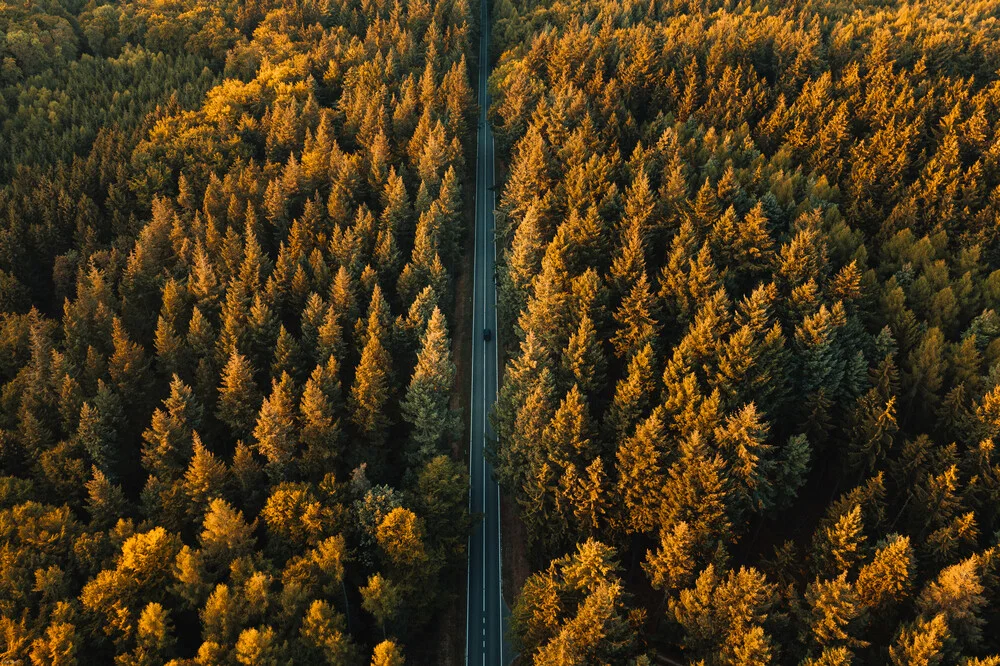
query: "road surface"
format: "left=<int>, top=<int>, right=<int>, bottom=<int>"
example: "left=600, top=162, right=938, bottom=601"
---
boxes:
left=465, top=0, right=507, bottom=663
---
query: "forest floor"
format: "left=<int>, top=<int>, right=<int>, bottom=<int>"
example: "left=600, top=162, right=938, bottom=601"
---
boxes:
left=500, top=495, right=530, bottom=601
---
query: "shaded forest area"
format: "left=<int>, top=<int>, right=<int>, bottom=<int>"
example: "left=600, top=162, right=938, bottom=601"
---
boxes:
left=0, top=0, right=476, bottom=663
left=489, top=0, right=1000, bottom=663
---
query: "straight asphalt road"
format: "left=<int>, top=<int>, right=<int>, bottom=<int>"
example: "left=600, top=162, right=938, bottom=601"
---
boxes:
left=465, top=0, right=506, bottom=662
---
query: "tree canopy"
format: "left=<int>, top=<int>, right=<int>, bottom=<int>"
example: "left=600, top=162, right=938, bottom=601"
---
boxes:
left=489, top=0, right=1000, bottom=662
left=0, top=0, right=473, bottom=661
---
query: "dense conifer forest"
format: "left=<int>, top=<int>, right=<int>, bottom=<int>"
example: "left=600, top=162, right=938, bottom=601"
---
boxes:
left=6, top=0, right=1000, bottom=663
left=0, top=0, right=474, bottom=662
left=489, top=0, right=1000, bottom=663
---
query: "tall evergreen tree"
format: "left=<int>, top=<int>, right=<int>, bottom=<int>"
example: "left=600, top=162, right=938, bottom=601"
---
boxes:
left=401, top=307, right=456, bottom=465
left=218, top=351, right=262, bottom=440
left=350, top=287, right=393, bottom=459
left=253, top=372, right=298, bottom=481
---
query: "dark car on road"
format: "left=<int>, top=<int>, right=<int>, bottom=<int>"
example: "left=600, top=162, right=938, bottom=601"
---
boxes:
left=483, top=329, right=492, bottom=342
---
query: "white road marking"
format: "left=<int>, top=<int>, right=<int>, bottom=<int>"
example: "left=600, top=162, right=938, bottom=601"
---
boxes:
left=468, top=0, right=504, bottom=663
